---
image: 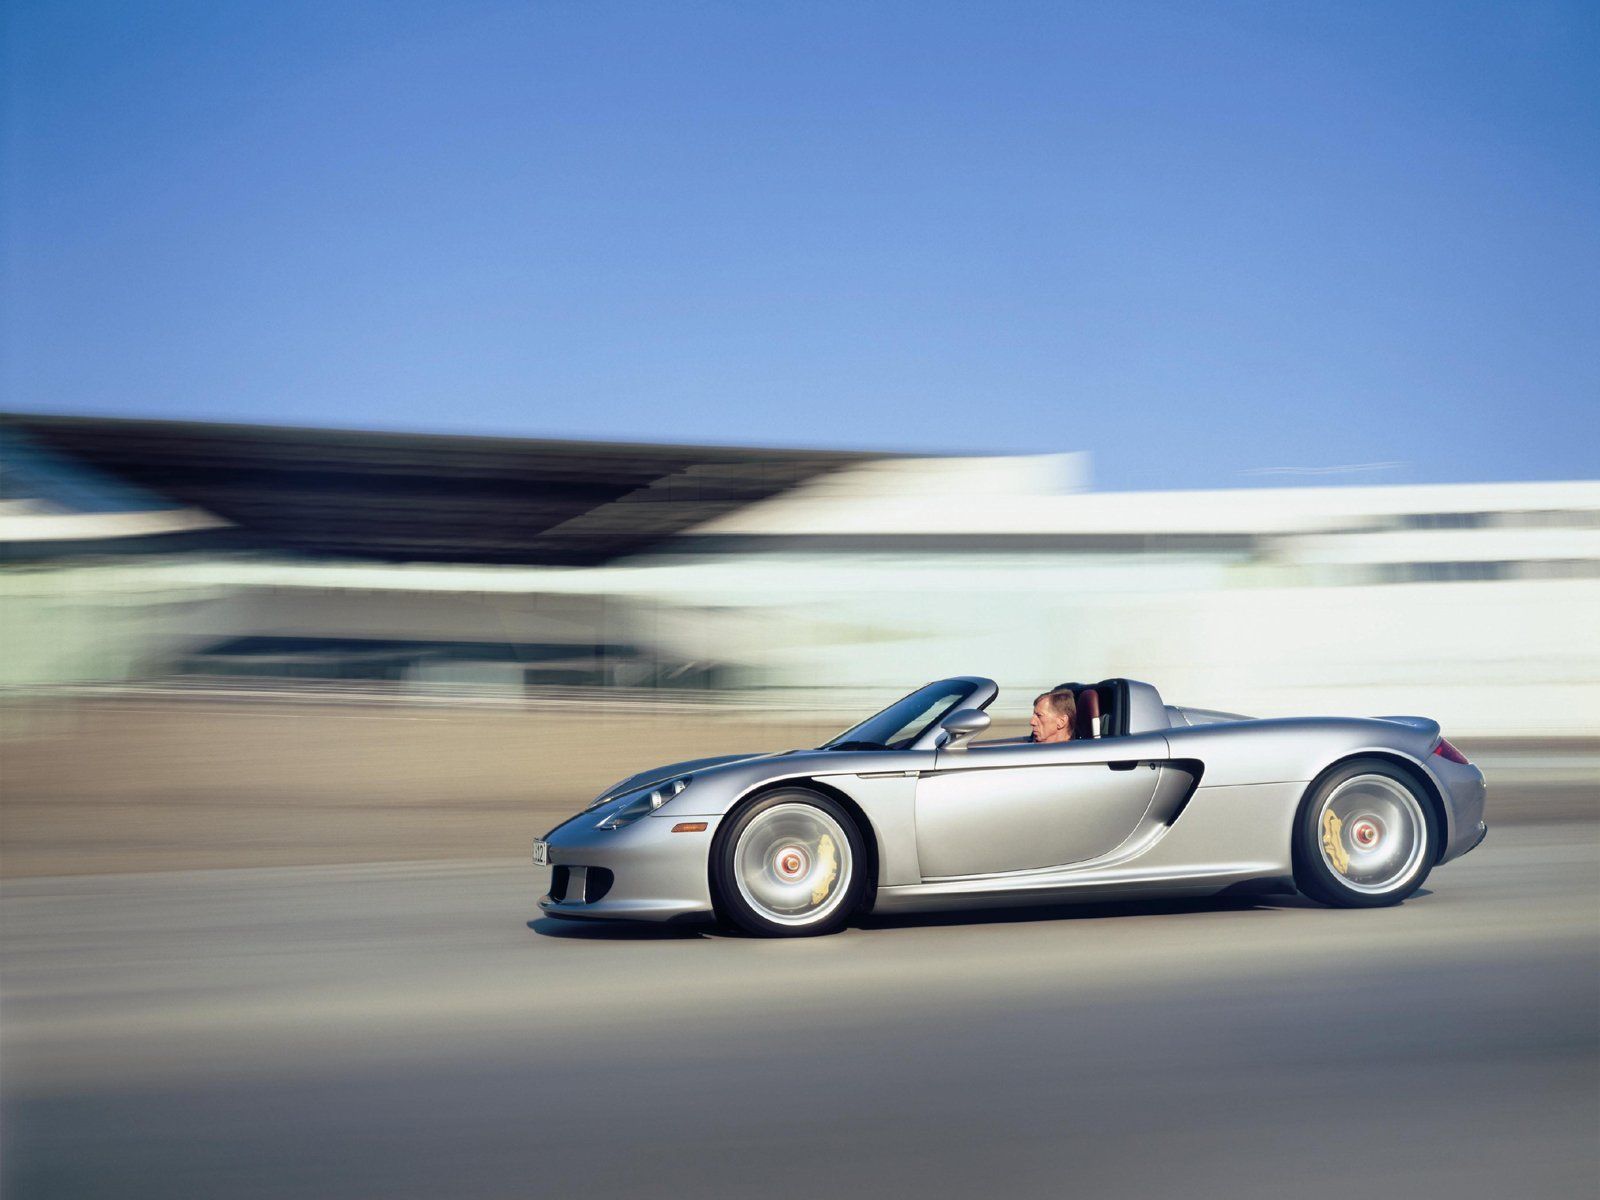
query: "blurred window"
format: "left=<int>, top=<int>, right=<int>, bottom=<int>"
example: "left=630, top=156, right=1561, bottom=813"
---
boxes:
left=1395, top=512, right=1492, bottom=530
left=1375, top=561, right=1522, bottom=583
left=168, top=636, right=728, bottom=691
left=1392, top=510, right=1600, bottom=530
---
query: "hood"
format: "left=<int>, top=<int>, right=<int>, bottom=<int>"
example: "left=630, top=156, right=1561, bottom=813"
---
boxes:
left=593, top=751, right=780, bottom=804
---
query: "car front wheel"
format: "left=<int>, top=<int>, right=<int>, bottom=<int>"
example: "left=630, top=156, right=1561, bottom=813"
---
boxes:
left=1293, top=758, right=1438, bottom=907
left=714, top=790, right=867, bottom=937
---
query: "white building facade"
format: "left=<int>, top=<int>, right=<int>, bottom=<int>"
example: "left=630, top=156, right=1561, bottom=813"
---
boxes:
left=5, top=439, right=1596, bottom=738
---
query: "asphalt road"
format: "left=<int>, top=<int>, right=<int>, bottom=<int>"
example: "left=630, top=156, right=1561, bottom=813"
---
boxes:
left=2, top=819, right=1596, bottom=1200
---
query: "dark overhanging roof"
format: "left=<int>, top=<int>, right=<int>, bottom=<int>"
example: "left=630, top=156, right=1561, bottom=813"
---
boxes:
left=1, top=413, right=882, bottom=566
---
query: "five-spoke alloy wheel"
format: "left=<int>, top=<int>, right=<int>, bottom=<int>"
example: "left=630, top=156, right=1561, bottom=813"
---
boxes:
left=714, top=790, right=868, bottom=937
left=1293, top=757, right=1439, bottom=907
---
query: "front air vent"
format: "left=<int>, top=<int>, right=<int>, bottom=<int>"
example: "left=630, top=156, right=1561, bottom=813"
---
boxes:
left=585, top=868, right=615, bottom=903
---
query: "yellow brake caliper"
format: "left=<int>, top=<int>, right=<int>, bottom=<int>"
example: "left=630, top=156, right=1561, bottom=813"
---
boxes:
left=811, top=834, right=839, bottom=905
left=1321, top=809, right=1350, bottom=875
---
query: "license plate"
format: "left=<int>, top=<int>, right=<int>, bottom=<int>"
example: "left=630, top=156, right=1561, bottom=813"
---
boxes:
left=531, top=838, right=550, bottom=867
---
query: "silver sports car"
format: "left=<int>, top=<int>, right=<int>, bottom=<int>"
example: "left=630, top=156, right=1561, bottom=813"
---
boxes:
left=533, top=677, right=1488, bottom=937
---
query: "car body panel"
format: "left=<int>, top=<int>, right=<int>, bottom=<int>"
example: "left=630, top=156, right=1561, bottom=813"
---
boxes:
left=535, top=677, right=1489, bottom=924
left=540, top=809, right=723, bottom=922
left=1162, top=716, right=1437, bottom=787
left=915, top=734, right=1170, bottom=877
left=592, top=752, right=770, bottom=806
left=833, top=772, right=922, bottom=886
left=875, top=780, right=1306, bottom=912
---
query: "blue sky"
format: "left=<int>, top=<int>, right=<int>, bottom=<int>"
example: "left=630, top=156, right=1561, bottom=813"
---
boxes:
left=3, top=1, right=1596, bottom=490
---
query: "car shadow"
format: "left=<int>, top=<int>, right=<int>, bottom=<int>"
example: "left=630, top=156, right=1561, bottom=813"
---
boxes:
left=526, top=916, right=722, bottom=941
left=524, top=884, right=1418, bottom=941
left=859, top=886, right=1439, bottom=930
left=853, top=893, right=1279, bottom=931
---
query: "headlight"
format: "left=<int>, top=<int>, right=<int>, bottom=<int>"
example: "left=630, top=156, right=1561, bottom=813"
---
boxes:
left=585, top=776, right=638, bottom=812
left=596, top=777, right=689, bottom=830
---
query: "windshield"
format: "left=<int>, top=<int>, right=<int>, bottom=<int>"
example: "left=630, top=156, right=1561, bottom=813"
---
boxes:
left=820, top=680, right=978, bottom=751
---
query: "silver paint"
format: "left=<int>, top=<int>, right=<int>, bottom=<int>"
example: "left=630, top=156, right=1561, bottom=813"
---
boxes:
left=914, top=735, right=1167, bottom=877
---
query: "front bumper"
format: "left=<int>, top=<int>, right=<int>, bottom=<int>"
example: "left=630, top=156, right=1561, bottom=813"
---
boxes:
left=535, top=810, right=722, bottom=923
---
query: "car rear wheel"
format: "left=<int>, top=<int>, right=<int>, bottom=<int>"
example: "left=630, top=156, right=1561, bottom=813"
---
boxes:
left=1293, top=758, right=1438, bottom=907
left=714, top=790, right=866, bottom=937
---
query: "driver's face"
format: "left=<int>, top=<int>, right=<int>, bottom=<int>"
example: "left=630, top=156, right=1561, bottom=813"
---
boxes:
left=1030, top=699, right=1069, bottom=744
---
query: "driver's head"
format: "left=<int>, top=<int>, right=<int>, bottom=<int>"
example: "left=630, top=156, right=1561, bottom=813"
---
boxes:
left=1030, top=689, right=1077, bottom=744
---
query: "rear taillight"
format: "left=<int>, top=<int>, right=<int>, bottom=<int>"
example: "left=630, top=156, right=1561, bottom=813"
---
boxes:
left=1433, top=737, right=1469, bottom=765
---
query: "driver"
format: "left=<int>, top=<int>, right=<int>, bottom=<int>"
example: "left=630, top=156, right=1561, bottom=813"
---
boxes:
left=1029, top=688, right=1077, bottom=744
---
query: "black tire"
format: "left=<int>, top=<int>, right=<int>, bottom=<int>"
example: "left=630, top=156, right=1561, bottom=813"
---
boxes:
left=1292, top=757, right=1439, bottom=908
left=713, top=789, right=868, bottom=937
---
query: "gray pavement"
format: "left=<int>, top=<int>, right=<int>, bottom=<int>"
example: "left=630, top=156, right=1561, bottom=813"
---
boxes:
left=2, top=819, right=1597, bottom=1199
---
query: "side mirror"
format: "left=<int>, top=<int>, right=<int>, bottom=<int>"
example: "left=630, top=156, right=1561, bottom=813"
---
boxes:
left=938, top=708, right=991, bottom=750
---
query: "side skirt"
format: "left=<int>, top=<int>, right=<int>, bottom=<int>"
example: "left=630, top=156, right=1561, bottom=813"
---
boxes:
left=871, top=864, right=1283, bottom=914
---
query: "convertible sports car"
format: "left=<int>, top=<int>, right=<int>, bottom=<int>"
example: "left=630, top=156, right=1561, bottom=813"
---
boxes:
left=533, top=677, right=1488, bottom=937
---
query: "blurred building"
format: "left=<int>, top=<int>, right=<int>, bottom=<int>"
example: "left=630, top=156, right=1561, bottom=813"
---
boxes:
left=3, top=413, right=1597, bottom=735
left=0, top=414, right=874, bottom=692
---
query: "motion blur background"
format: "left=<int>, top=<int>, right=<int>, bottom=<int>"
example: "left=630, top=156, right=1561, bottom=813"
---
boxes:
left=2, top=2, right=1596, bottom=1198
left=1, top=412, right=1597, bottom=873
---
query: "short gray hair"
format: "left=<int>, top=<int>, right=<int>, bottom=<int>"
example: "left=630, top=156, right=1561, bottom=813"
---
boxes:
left=1033, top=688, right=1077, bottom=732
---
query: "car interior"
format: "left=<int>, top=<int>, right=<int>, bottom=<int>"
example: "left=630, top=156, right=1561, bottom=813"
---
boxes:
left=971, top=678, right=1125, bottom=745
left=1052, top=680, right=1124, bottom=739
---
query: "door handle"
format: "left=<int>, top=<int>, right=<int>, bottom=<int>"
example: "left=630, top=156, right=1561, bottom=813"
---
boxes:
left=1108, top=761, right=1141, bottom=771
